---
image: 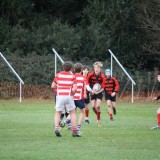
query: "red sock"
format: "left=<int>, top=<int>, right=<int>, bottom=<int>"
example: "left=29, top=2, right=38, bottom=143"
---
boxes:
left=110, top=114, right=113, bottom=119
left=157, top=113, right=160, bottom=126
left=72, top=126, right=77, bottom=133
left=92, top=108, right=97, bottom=115
left=85, top=109, right=89, bottom=117
left=97, top=112, right=101, bottom=121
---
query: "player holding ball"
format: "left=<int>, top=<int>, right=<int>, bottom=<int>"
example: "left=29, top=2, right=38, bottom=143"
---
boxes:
left=86, top=62, right=105, bottom=127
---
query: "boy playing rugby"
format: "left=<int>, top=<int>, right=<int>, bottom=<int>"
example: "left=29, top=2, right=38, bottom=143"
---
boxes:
left=86, top=62, right=105, bottom=126
left=82, top=66, right=90, bottom=124
left=104, top=69, right=120, bottom=120
left=73, top=63, right=86, bottom=133
left=51, top=61, right=80, bottom=137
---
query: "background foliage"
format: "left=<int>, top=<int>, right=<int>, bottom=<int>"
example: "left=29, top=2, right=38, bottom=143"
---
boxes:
left=0, top=0, right=160, bottom=87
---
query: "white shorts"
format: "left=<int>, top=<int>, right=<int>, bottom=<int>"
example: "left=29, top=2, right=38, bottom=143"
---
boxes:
left=55, top=96, right=76, bottom=112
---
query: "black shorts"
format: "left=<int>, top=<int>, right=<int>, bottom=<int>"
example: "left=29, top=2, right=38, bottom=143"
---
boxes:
left=85, top=93, right=90, bottom=104
left=91, top=92, right=103, bottom=101
left=74, top=99, right=85, bottom=109
left=105, top=92, right=116, bottom=102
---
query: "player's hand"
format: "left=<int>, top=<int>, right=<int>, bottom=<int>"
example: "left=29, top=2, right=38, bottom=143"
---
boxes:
left=91, top=90, right=95, bottom=95
left=72, top=88, right=77, bottom=95
left=111, top=92, right=116, bottom=97
left=84, top=94, right=87, bottom=99
left=93, top=90, right=99, bottom=95
left=152, top=97, right=157, bottom=101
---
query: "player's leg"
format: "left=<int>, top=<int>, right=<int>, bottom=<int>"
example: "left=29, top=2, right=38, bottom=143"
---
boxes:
left=151, top=108, right=160, bottom=129
left=85, top=93, right=90, bottom=124
left=66, top=97, right=81, bottom=137
left=77, top=108, right=85, bottom=132
left=111, top=95, right=117, bottom=115
left=54, top=96, right=64, bottom=137
left=95, top=98, right=102, bottom=126
left=157, top=108, right=160, bottom=127
left=105, top=92, right=113, bottom=120
left=66, top=114, right=72, bottom=130
left=76, top=100, right=85, bottom=133
left=95, top=93, right=103, bottom=123
left=91, top=99, right=97, bottom=115
left=54, top=111, right=62, bottom=137
left=111, top=101, right=116, bottom=115
left=107, top=100, right=113, bottom=120
left=85, top=103, right=89, bottom=123
left=59, top=109, right=65, bottom=123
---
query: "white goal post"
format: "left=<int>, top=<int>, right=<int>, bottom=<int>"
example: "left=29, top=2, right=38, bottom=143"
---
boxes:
left=52, top=48, right=64, bottom=76
left=108, top=49, right=136, bottom=103
left=0, top=52, right=24, bottom=102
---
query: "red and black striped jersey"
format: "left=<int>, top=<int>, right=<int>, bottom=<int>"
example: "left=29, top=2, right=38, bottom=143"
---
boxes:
left=104, top=77, right=120, bottom=95
left=86, top=71, right=105, bottom=89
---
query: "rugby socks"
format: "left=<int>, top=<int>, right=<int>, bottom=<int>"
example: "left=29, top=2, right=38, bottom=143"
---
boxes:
left=72, top=126, right=77, bottom=133
left=158, top=113, right=160, bottom=126
left=110, top=114, right=113, bottom=119
left=85, top=109, right=89, bottom=119
left=92, top=107, right=97, bottom=115
left=54, top=125, right=59, bottom=131
left=97, top=111, right=101, bottom=121
left=77, top=125, right=81, bottom=131
left=66, top=119, right=72, bottom=130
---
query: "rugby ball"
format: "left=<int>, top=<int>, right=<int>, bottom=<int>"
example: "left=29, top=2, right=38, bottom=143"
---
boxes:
left=59, top=121, right=65, bottom=128
left=93, top=83, right=101, bottom=92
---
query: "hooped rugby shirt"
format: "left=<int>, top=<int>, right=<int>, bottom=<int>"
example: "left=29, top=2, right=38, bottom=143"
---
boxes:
left=53, top=71, right=76, bottom=96
left=73, top=73, right=86, bottom=100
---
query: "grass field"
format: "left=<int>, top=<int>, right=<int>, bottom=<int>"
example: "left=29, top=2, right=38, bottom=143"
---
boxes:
left=0, top=99, right=160, bottom=160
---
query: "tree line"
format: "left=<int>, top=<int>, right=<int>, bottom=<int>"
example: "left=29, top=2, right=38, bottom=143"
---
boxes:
left=0, top=0, right=160, bottom=85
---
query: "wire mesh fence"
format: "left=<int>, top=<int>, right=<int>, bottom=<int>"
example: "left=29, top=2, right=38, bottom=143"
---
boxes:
left=0, top=82, right=53, bottom=99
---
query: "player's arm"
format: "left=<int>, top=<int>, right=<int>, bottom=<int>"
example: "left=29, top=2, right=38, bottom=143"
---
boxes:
left=114, top=78, right=120, bottom=92
left=84, top=81, right=87, bottom=98
left=86, top=73, right=94, bottom=94
left=111, top=78, right=119, bottom=97
left=72, top=83, right=77, bottom=95
left=51, top=76, right=57, bottom=89
left=94, top=88, right=104, bottom=94
left=72, top=76, right=77, bottom=95
left=86, top=85, right=94, bottom=94
left=51, top=81, right=56, bottom=89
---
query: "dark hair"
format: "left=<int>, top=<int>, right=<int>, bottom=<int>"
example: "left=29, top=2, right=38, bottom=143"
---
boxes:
left=83, top=65, right=90, bottom=71
left=74, top=63, right=83, bottom=73
left=62, top=61, right=73, bottom=71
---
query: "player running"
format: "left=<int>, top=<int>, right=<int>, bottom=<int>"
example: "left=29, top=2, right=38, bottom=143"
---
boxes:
left=151, top=74, right=160, bottom=129
left=73, top=63, right=86, bottom=134
left=104, top=69, right=120, bottom=120
left=51, top=61, right=80, bottom=137
left=86, top=62, right=105, bottom=126
left=82, top=66, right=90, bottom=124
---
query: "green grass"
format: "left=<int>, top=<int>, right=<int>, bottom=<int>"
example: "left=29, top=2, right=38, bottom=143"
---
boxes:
left=0, top=99, right=160, bottom=160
